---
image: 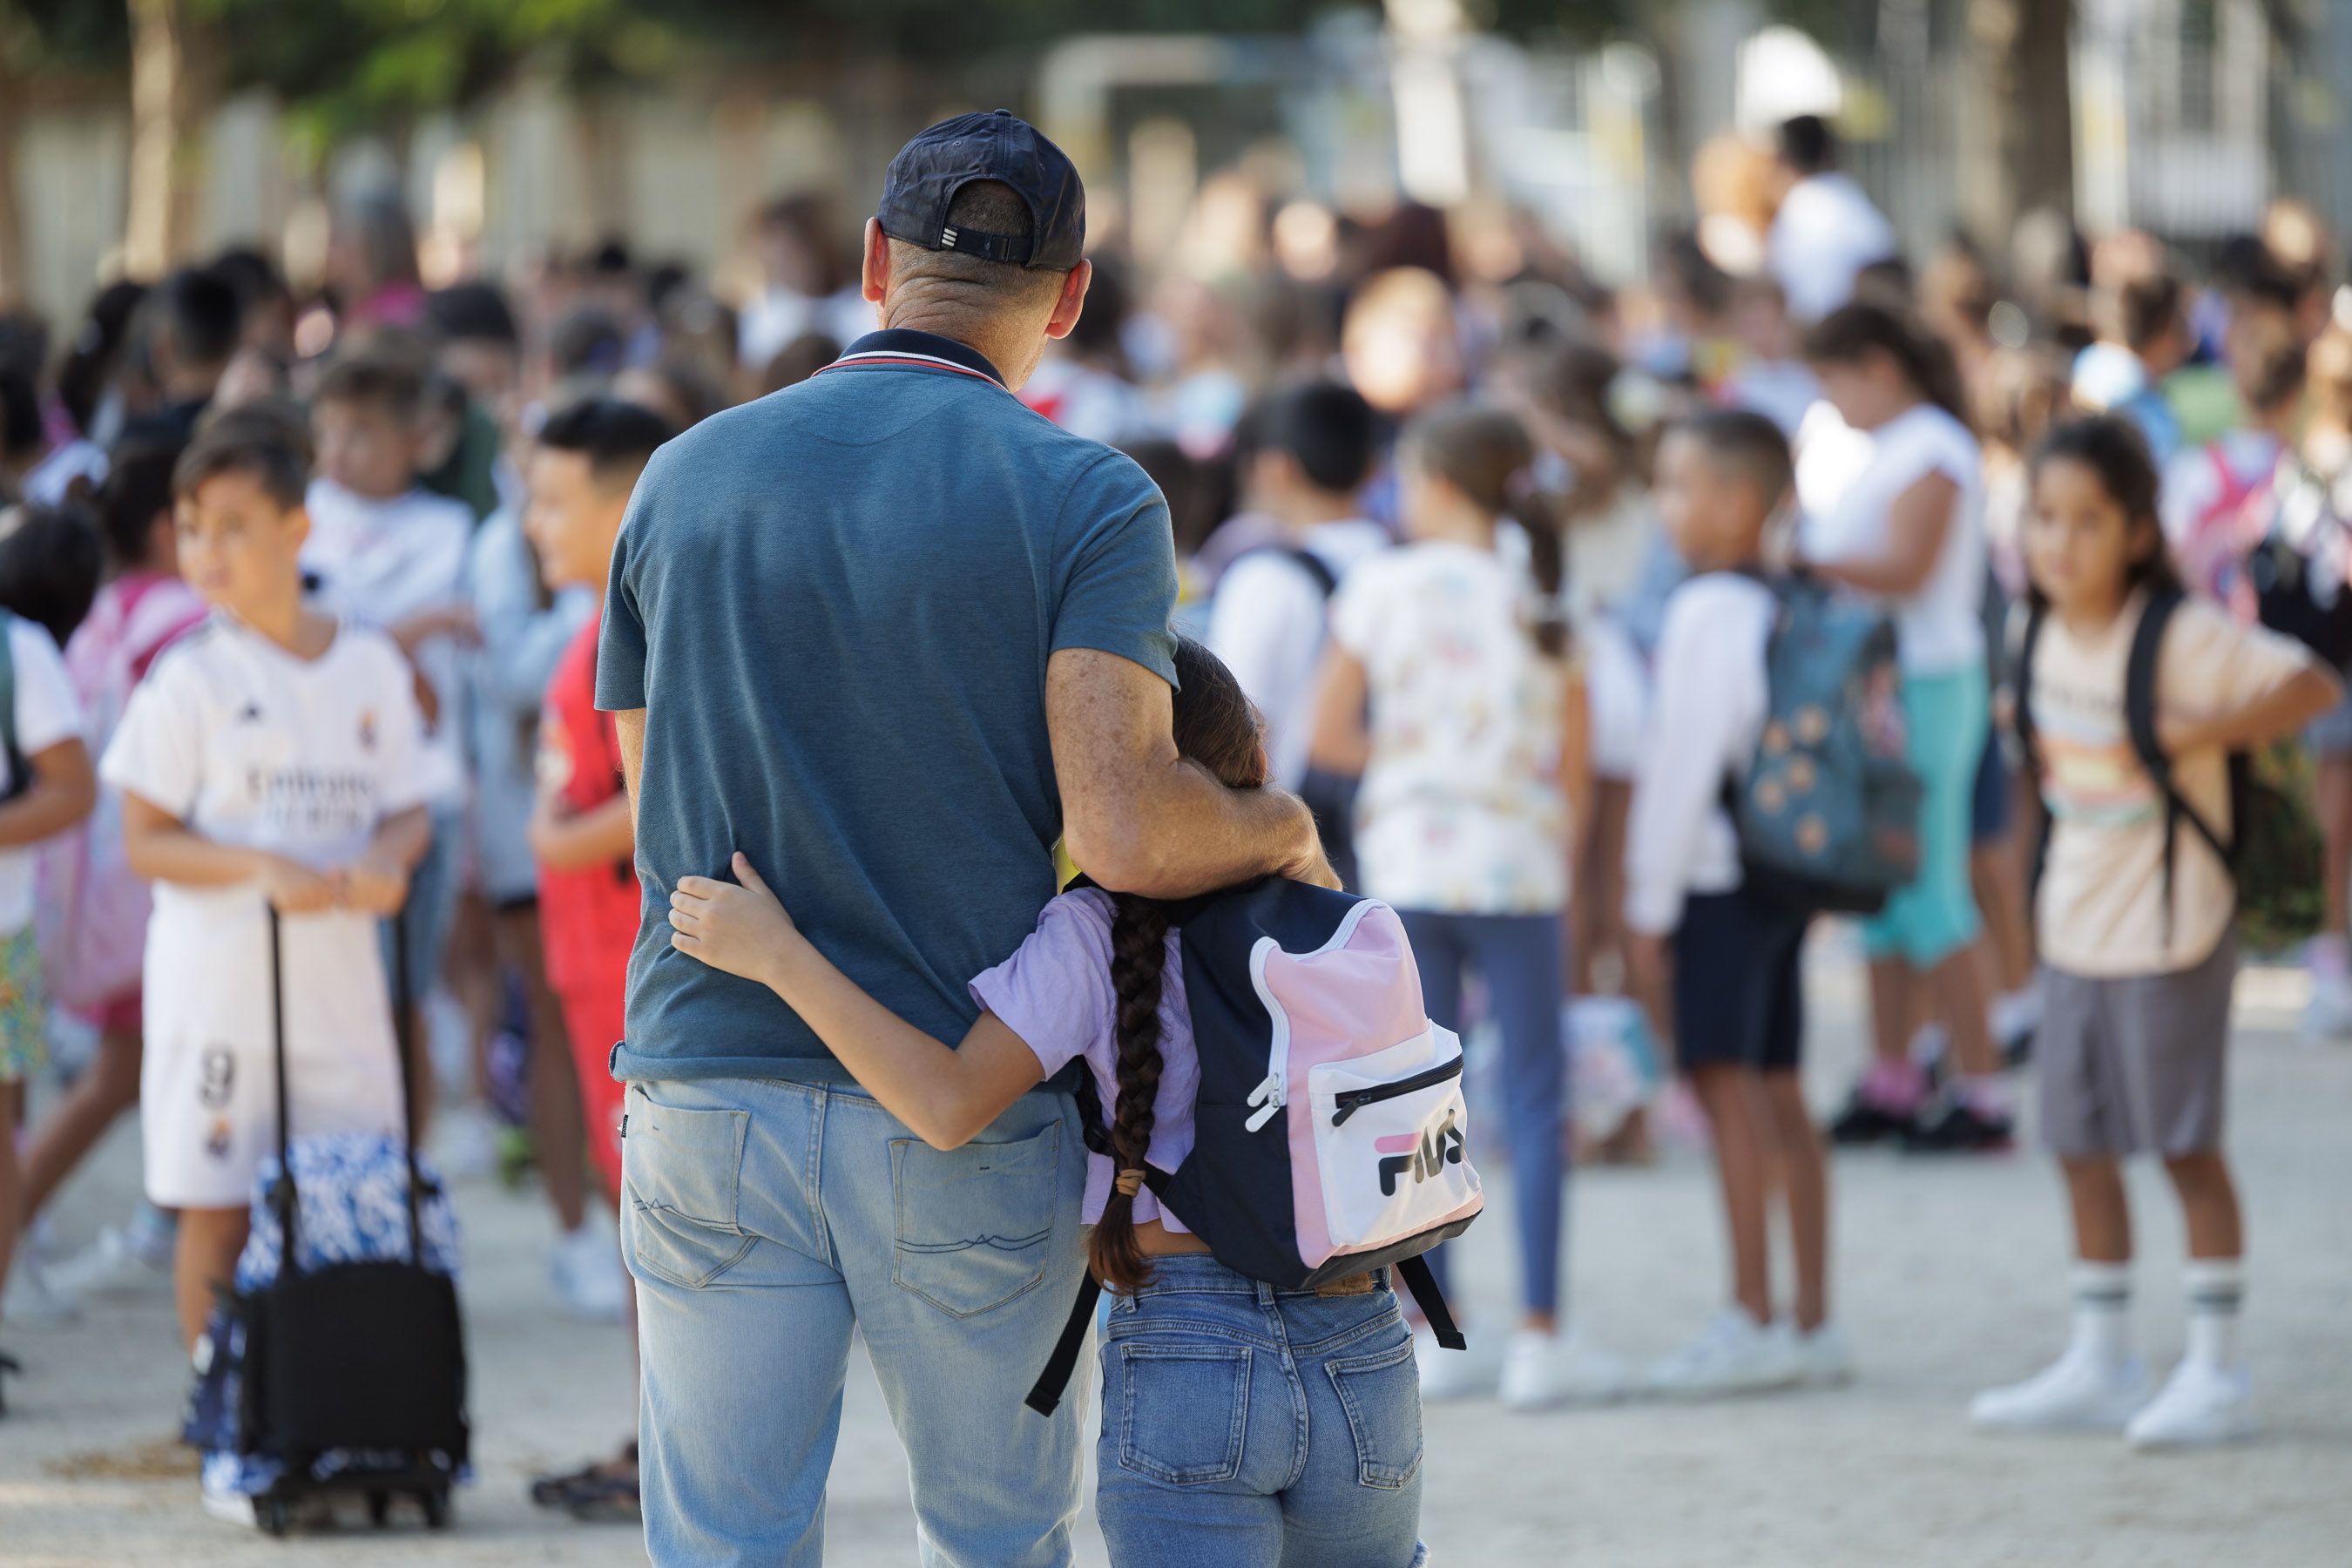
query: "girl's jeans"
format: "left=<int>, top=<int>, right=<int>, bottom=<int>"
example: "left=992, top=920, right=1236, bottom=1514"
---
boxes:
left=1096, top=1254, right=1429, bottom=1568
left=1396, top=909, right=1566, bottom=1317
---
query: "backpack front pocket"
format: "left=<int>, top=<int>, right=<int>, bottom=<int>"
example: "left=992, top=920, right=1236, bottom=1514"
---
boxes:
left=1306, top=1028, right=1481, bottom=1256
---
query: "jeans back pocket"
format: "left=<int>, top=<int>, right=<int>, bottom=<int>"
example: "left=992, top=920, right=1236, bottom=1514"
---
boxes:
left=1116, top=1342, right=1254, bottom=1486
left=889, top=1123, right=1060, bottom=1318
left=623, top=1090, right=754, bottom=1291
left=1326, top=1333, right=1424, bottom=1490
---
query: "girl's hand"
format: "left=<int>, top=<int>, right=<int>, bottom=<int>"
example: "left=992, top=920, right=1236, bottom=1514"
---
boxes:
left=258, top=855, right=340, bottom=914
left=670, top=853, right=801, bottom=990
left=340, top=854, right=411, bottom=916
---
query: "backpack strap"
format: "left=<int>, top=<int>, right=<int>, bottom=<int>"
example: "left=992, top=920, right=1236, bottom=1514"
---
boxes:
left=2013, top=599, right=2051, bottom=896
left=1396, top=1254, right=1465, bottom=1350
left=1264, top=544, right=1340, bottom=601
left=1024, top=1274, right=1102, bottom=1416
left=2120, top=590, right=2235, bottom=947
left=0, top=609, right=24, bottom=805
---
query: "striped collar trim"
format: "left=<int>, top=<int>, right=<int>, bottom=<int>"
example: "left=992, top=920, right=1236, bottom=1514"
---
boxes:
left=820, top=330, right=1008, bottom=389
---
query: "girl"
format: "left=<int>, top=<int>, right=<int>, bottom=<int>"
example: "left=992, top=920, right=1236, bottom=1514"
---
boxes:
left=1972, top=416, right=2335, bottom=1447
left=1308, top=402, right=1618, bottom=1410
left=1797, top=302, right=2010, bottom=1151
left=668, top=639, right=1427, bottom=1568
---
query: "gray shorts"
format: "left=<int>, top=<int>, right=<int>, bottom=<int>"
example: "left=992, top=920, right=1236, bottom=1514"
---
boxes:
left=2036, top=930, right=2236, bottom=1158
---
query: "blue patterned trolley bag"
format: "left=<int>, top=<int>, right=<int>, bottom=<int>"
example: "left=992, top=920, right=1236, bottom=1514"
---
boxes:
left=183, top=907, right=470, bottom=1536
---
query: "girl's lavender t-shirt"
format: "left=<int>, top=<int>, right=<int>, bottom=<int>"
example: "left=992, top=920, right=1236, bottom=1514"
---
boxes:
left=970, top=888, right=1200, bottom=1233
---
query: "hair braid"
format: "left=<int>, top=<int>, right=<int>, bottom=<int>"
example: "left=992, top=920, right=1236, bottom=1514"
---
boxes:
left=1091, top=892, right=1172, bottom=1295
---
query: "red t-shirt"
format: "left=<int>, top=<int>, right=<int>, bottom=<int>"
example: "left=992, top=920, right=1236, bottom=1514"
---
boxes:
left=537, top=618, right=641, bottom=997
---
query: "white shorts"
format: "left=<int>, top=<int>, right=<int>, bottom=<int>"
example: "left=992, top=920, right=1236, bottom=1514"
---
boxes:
left=140, top=896, right=404, bottom=1211
left=1581, top=618, right=1650, bottom=783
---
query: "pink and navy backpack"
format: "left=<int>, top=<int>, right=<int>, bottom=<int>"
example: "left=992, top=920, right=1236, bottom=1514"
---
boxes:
left=1027, top=877, right=1484, bottom=1414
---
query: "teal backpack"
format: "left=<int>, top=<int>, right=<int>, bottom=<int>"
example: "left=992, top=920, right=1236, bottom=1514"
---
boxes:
left=1727, top=574, right=1923, bottom=915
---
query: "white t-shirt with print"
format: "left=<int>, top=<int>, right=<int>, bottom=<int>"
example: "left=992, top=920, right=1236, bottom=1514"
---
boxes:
left=301, top=478, right=474, bottom=805
left=100, top=617, right=435, bottom=1207
left=1798, top=402, right=1989, bottom=676
left=1206, top=519, right=1389, bottom=792
left=1329, top=541, right=1571, bottom=915
left=0, top=617, right=87, bottom=934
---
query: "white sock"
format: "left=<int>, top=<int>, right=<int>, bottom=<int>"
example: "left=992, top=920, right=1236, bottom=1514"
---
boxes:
left=1991, top=987, right=2042, bottom=1037
left=1958, top=1073, right=2012, bottom=1118
left=2184, top=1259, right=2245, bottom=1369
left=2069, top=1261, right=2132, bottom=1363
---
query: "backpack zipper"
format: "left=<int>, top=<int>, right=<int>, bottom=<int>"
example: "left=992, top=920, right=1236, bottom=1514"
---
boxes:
left=1329, top=1057, right=1464, bottom=1126
left=1242, top=899, right=1388, bottom=1133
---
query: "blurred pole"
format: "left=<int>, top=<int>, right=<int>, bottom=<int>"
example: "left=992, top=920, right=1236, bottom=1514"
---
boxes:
left=124, top=0, right=212, bottom=278
left=1385, top=0, right=1470, bottom=207
left=1955, top=0, right=2075, bottom=253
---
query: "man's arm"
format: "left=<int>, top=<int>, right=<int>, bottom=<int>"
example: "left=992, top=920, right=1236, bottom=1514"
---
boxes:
left=1048, top=647, right=1331, bottom=897
left=614, top=707, right=645, bottom=832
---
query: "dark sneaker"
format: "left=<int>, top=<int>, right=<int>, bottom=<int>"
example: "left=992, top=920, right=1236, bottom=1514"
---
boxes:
left=1901, top=1099, right=2015, bottom=1153
left=0, top=1348, right=18, bottom=1416
left=1828, top=1092, right=1917, bottom=1146
left=1999, top=1022, right=2037, bottom=1071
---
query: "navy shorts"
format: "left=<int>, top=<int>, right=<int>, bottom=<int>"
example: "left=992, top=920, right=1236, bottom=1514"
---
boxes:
left=1970, top=731, right=2012, bottom=844
left=1671, top=886, right=1809, bottom=1073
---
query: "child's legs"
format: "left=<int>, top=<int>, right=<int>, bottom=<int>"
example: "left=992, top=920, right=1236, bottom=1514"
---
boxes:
left=23, top=1022, right=143, bottom=1219
left=2062, top=1156, right=2132, bottom=1264
left=1571, top=781, right=1632, bottom=994
left=1688, top=1064, right=1773, bottom=1323
left=498, top=903, right=586, bottom=1230
left=2163, top=1152, right=2242, bottom=1260
left=1761, top=1071, right=1828, bottom=1330
left=1864, top=957, right=1918, bottom=1067
left=175, top=1206, right=250, bottom=1353
left=1276, top=1288, right=1425, bottom=1568
left=1969, top=739, right=2035, bottom=997
left=1463, top=913, right=1565, bottom=1328
left=2313, top=731, right=2352, bottom=941
left=1396, top=912, right=1466, bottom=1305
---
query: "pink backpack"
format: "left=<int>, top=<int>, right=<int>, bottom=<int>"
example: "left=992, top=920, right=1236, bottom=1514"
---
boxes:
left=37, top=577, right=206, bottom=1015
left=1027, top=878, right=1483, bottom=1414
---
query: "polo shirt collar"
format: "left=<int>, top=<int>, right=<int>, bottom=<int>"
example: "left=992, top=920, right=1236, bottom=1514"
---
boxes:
left=832, top=328, right=1008, bottom=389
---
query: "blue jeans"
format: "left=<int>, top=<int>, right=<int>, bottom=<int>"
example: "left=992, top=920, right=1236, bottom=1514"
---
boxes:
left=1396, top=909, right=1565, bottom=1317
left=622, top=1077, right=1092, bottom=1566
left=1096, top=1254, right=1428, bottom=1568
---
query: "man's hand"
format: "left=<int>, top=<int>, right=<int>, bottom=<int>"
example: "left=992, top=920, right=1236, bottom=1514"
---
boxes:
left=258, top=855, right=340, bottom=914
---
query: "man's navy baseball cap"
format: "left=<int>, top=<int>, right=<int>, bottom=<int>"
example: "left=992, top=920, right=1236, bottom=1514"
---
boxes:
left=876, top=110, right=1085, bottom=272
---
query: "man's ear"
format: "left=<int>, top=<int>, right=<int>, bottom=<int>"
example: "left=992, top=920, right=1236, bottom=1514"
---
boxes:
left=861, top=219, right=891, bottom=308
left=1044, top=259, right=1093, bottom=341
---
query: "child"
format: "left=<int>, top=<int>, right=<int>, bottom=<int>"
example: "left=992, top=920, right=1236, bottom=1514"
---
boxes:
left=1309, top=401, right=1619, bottom=1409
left=0, top=501, right=101, bottom=1408
left=666, top=638, right=1427, bottom=1568
left=303, top=353, right=475, bottom=1136
left=521, top=396, right=673, bottom=1518
left=16, top=443, right=206, bottom=1315
left=1624, top=410, right=1846, bottom=1395
left=101, top=404, right=434, bottom=1357
left=1971, top=416, right=2337, bottom=1446
left=1206, top=380, right=1388, bottom=794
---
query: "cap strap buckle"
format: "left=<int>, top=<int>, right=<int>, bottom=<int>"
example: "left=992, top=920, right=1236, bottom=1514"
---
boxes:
left=936, top=226, right=1035, bottom=266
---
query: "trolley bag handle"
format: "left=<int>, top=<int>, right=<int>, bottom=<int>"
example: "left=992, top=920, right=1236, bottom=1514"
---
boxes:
left=265, top=897, right=428, bottom=1274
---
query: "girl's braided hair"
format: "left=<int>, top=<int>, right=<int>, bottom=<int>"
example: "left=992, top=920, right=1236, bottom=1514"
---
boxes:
left=1092, top=637, right=1268, bottom=1294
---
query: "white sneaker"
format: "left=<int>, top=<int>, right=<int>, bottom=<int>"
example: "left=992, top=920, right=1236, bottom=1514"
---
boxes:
left=2126, top=1357, right=2256, bottom=1449
left=1645, top=1308, right=1802, bottom=1398
left=1498, top=1325, right=1631, bottom=1410
left=2, top=1253, right=81, bottom=1326
left=551, top=1223, right=631, bottom=1323
left=1787, top=1321, right=1854, bottom=1386
left=200, top=1473, right=258, bottom=1528
left=1413, top=1325, right=1499, bottom=1402
left=1970, top=1347, right=2147, bottom=1433
left=2304, top=971, right=2352, bottom=1040
left=44, top=1222, right=172, bottom=1301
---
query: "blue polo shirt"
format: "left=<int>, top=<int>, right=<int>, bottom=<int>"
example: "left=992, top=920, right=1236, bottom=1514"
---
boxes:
left=597, top=328, right=1179, bottom=1082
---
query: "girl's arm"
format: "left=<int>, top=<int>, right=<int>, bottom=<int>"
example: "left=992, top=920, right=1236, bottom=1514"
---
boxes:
left=2159, top=663, right=2343, bottom=759
left=120, top=791, right=340, bottom=912
left=530, top=793, right=633, bottom=872
left=1560, top=665, right=1593, bottom=856
left=669, top=854, right=1044, bottom=1151
left=0, top=737, right=95, bottom=849
left=1802, top=471, right=1957, bottom=598
left=341, top=805, right=434, bottom=916
left=1307, top=645, right=1371, bottom=776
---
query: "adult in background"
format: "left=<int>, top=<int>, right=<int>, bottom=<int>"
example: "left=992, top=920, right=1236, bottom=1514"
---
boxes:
left=1767, top=115, right=1897, bottom=325
left=599, top=112, right=1328, bottom=1566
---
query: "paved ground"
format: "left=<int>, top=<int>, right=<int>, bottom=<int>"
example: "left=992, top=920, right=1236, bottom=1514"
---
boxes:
left=3, top=953, right=2349, bottom=1566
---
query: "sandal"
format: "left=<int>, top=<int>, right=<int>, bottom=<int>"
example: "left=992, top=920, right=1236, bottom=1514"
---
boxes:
left=529, top=1442, right=639, bottom=1522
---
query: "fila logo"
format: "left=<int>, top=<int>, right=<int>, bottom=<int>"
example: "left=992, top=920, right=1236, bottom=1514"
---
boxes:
left=1376, top=1113, right=1465, bottom=1197
left=942, top=226, right=961, bottom=249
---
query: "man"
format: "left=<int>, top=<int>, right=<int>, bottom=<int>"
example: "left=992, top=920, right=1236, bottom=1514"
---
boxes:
left=1767, top=114, right=1897, bottom=324
left=597, top=111, right=1324, bottom=1566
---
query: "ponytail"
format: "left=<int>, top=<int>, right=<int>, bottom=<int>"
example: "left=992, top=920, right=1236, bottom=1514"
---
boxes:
left=1507, top=479, right=1571, bottom=659
left=1402, top=398, right=1574, bottom=660
left=1090, top=893, right=1173, bottom=1295
left=1805, top=301, right=1974, bottom=431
